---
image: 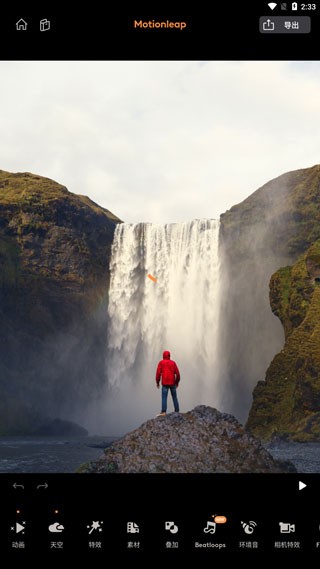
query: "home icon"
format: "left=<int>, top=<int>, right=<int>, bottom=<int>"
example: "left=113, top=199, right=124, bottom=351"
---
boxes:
left=16, top=19, right=28, bottom=31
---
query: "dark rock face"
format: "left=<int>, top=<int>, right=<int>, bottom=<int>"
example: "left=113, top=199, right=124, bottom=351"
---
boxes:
left=219, top=165, right=320, bottom=424
left=82, top=406, right=295, bottom=473
left=0, top=170, right=121, bottom=434
left=34, top=418, right=88, bottom=436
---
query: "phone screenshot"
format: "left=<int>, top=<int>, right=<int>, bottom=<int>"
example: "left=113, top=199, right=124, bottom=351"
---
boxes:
left=0, top=3, right=320, bottom=560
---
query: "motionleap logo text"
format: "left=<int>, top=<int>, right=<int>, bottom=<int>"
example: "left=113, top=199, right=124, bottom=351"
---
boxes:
left=134, top=20, right=188, bottom=31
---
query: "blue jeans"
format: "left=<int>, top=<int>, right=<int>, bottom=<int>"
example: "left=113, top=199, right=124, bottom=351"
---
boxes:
left=161, top=385, right=179, bottom=413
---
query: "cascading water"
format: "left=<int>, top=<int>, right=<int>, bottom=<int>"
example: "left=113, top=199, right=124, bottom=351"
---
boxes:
left=100, top=219, right=221, bottom=435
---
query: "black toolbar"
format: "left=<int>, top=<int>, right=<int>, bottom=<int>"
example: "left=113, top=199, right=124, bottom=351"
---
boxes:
left=1, top=474, right=320, bottom=558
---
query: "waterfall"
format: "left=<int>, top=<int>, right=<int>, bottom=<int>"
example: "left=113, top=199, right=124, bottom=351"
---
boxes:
left=100, top=219, right=221, bottom=434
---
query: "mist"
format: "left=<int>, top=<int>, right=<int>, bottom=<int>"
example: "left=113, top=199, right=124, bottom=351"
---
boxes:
left=218, top=172, right=301, bottom=422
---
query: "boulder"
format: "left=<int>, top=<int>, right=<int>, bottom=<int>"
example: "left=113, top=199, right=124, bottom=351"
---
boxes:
left=82, top=406, right=295, bottom=473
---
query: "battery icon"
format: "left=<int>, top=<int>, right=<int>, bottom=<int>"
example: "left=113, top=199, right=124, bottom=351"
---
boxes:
left=292, top=2, right=298, bottom=9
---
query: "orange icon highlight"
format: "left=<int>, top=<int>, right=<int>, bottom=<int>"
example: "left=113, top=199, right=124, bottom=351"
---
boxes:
left=212, top=515, right=227, bottom=524
left=147, top=274, right=157, bottom=283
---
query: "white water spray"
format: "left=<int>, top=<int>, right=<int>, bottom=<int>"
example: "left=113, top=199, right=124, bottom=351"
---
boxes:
left=99, top=219, right=221, bottom=434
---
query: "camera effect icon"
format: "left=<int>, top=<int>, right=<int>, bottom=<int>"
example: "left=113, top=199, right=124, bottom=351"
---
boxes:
left=279, top=522, right=295, bottom=533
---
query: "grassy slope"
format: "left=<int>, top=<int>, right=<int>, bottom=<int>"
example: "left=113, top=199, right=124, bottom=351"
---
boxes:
left=247, top=242, right=320, bottom=441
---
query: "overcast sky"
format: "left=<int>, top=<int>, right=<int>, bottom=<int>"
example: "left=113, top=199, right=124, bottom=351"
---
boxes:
left=1, top=61, right=320, bottom=223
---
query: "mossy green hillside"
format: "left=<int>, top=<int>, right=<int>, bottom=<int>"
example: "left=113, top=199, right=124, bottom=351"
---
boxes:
left=247, top=241, right=320, bottom=441
left=269, top=256, right=314, bottom=339
left=0, top=170, right=121, bottom=289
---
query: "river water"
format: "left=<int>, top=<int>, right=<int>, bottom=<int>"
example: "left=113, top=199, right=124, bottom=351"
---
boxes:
left=0, top=436, right=117, bottom=473
left=265, top=441, right=320, bottom=473
left=0, top=436, right=319, bottom=473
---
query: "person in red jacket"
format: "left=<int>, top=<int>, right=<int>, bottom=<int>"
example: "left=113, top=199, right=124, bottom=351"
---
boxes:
left=156, top=350, right=180, bottom=416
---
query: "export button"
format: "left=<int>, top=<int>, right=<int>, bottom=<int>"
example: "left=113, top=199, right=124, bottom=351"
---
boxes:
left=259, top=16, right=311, bottom=33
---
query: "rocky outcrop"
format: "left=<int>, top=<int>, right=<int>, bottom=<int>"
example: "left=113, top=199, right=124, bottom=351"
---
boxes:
left=0, top=170, right=121, bottom=434
left=82, top=406, right=295, bottom=473
left=219, top=164, right=320, bottom=424
left=246, top=240, right=320, bottom=441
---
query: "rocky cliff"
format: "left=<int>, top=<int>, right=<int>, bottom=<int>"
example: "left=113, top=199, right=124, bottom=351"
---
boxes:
left=81, top=406, right=295, bottom=473
left=246, top=239, right=320, bottom=441
left=219, top=164, right=320, bottom=427
left=0, top=170, right=121, bottom=434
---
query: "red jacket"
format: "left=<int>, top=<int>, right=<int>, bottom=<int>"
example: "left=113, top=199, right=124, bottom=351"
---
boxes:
left=156, top=351, right=180, bottom=387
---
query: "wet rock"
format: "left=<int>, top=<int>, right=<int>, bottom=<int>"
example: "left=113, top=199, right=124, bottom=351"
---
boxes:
left=82, top=405, right=295, bottom=473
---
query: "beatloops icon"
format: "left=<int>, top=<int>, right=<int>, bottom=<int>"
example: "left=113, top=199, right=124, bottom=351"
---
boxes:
left=241, top=521, right=257, bottom=535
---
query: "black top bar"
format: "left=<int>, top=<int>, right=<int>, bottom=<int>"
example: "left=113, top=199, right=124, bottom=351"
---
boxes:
left=0, top=5, right=319, bottom=60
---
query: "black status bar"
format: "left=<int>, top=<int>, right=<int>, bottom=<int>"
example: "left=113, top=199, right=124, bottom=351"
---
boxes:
left=0, top=6, right=319, bottom=60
